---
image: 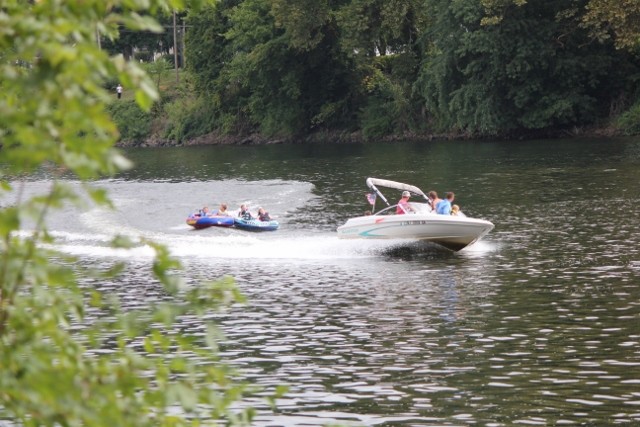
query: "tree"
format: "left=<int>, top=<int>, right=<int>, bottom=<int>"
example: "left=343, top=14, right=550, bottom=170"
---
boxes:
left=481, top=0, right=640, bottom=51
left=101, top=12, right=177, bottom=62
left=187, top=0, right=358, bottom=137
left=186, top=1, right=242, bottom=94
left=0, top=1, right=282, bottom=425
left=184, top=0, right=427, bottom=138
left=333, top=0, right=424, bottom=57
left=416, top=0, right=637, bottom=135
left=332, top=0, right=427, bottom=138
left=582, top=0, right=640, bottom=50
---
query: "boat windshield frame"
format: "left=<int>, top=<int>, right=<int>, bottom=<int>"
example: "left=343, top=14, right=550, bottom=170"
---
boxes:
left=366, top=177, right=431, bottom=211
left=366, top=178, right=427, bottom=196
left=372, top=202, right=434, bottom=216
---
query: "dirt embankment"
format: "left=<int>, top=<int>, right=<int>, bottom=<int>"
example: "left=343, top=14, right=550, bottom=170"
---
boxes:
left=115, top=125, right=624, bottom=148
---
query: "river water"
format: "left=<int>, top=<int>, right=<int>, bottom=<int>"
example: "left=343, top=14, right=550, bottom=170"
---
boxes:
left=16, top=138, right=640, bottom=425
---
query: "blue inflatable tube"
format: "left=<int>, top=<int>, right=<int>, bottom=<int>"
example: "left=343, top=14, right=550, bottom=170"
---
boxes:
left=234, top=218, right=279, bottom=231
left=186, top=214, right=235, bottom=229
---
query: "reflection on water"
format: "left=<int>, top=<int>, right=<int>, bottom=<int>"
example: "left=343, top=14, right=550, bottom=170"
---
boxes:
left=98, top=241, right=640, bottom=426
left=12, top=137, right=640, bottom=425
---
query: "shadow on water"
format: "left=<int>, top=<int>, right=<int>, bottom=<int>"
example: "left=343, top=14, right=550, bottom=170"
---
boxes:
left=379, top=241, right=456, bottom=261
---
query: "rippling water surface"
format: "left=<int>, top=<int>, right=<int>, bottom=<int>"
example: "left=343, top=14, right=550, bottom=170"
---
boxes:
left=14, top=138, right=640, bottom=425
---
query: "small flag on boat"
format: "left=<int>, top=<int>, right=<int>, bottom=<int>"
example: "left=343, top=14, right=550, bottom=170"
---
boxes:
left=366, top=192, right=376, bottom=205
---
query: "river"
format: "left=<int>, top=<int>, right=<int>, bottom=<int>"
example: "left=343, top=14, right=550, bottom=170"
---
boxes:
left=18, top=137, right=640, bottom=425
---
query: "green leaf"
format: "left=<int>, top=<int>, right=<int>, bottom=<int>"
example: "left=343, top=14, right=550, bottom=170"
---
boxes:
left=83, top=185, right=114, bottom=208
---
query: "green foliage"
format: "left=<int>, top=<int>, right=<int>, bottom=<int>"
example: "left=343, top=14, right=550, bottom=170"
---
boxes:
left=223, top=0, right=308, bottom=136
left=480, top=0, right=640, bottom=50
left=143, top=58, right=172, bottom=90
left=616, top=102, right=640, bottom=134
left=103, top=75, right=122, bottom=94
left=184, top=0, right=263, bottom=135
left=163, top=95, right=219, bottom=142
left=416, top=0, right=633, bottom=135
left=582, top=0, right=640, bottom=50
left=360, top=95, right=397, bottom=138
left=334, top=0, right=425, bottom=58
left=1, top=261, right=254, bottom=427
left=161, top=0, right=640, bottom=139
left=100, top=11, right=177, bottom=61
left=185, top=1, right=241, bottom=94
left=186, top=0, right=364, bottom=137
left=271, top=0, right=331, bottom=51
left=107, top=100, right=153, bottom=141
left=0, top=1, right=274, bottom=426
left=360, top=54, right=423, bottom=139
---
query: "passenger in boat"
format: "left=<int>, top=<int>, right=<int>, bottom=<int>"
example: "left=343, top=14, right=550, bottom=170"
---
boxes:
left=257, top=207, right=271, bottom=222
left=215, top=203, right=230, bottom=216
left=199, top=206, right=211, bottom=217
left=396, top=191, right=416, bottom=214
left=238, top=204, right=253, bottom=220
left=436, top=192, right=455, bottom=215
left=428, top=191, right=442, bottom=211
left=451, top=204, right=460, bottom=216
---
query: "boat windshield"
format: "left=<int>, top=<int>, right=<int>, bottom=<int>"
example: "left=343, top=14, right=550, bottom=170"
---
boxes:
left=374, top=205, right=398, bottom=215
left=373, top=202, right=433, bottom=216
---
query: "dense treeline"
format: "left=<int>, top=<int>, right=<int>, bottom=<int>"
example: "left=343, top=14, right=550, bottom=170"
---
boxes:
left=111, top=0, right=640, bottom=143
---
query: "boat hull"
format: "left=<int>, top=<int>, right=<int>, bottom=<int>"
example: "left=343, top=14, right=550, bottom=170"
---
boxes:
left=337, top=214, right=494, bottom=251
left=186, top=215, right=235, bottom=229
left=234, top=218, right=279, bottom=231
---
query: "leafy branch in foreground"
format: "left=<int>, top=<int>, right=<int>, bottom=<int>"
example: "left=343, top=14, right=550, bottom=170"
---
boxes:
left=0, top=1, right=284, bottom=425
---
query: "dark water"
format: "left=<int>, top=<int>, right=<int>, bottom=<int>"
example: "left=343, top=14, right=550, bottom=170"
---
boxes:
left=15, top=138, right=640, bottom=425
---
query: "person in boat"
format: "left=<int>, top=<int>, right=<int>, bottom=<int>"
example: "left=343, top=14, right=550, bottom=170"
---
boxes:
left=257, top=207, right=271, bottom=222
left=396, top=191, right=416, bottom=214
left=198, top=206, right=211, bottom=217
left=428, top=191, right=442, bottom=212
left=436, top=192, right=455, bottom=215
left=451, top=204, right=460, bottom=216
left=215, top=203, right=229, bottom=216
left=238, top=204, right=253, bottom=220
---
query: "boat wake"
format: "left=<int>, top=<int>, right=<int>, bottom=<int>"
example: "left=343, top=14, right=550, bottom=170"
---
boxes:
left=8, top=178, right=495, bottom=264
left=48, top=229, right=453, bottom=263
left=47, top=226, right=496, bottom=267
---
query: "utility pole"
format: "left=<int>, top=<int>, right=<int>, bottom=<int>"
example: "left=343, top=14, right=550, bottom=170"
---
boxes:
left=173, top=10, right=179, bottom=83
left=182, top=19, right=186, bottom=69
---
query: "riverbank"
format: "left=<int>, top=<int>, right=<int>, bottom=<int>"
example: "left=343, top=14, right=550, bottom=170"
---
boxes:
left=114, top=124, right=624, bottom=148
left=115, top=130, right=447, bottom=148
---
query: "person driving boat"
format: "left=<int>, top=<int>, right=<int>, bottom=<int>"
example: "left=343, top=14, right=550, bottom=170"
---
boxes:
left=396, top=191, right=416, bottom=214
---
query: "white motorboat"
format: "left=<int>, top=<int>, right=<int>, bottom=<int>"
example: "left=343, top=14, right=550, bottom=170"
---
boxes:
left=337, top=178, right=494, bottom=251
